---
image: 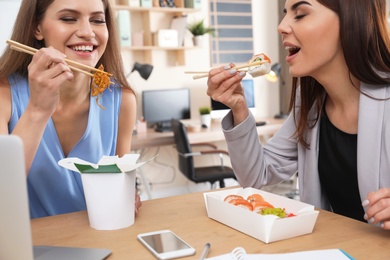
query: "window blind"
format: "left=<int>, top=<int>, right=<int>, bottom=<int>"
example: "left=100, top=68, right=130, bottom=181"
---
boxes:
left=209, top=0, right=253, bottom=66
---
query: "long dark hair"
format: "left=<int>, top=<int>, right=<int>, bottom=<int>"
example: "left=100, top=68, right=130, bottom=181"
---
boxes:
left=0, top=0, right=134, bottom=93
left=289, top=0, right=390, bottom=148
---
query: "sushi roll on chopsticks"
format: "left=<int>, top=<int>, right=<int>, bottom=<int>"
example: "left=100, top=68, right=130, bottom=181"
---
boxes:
left=247, top=53, right=271, bottom=77
left=186, top=52, right=272, bottom=80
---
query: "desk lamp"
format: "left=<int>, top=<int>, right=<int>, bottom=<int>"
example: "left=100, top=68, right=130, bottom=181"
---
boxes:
left=266, top=63, right=288, bottom=119
left=127, top=62, right=153, bottom=80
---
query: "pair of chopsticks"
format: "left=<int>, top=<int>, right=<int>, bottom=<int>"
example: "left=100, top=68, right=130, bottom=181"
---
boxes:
left=185, top=60, right=269, bottom=80
left=6, top=40, right=111, bottom=77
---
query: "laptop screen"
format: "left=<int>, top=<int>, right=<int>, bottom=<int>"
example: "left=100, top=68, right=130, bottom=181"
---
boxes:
left=0, top=135, right=34, bottom=260
left=0, top=135, right=111, bottom=260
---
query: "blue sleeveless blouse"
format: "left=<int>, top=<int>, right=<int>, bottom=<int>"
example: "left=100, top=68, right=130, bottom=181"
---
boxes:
left=8, top=73, right=122, bottom=218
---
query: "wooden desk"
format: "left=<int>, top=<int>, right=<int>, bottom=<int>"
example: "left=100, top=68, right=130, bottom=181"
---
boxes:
left=131, top=118, right=285, bottom=151
left=31, top=190, right=390, bottom=259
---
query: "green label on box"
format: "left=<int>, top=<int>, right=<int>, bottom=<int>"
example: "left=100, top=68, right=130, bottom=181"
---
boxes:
left=74, top=163, right=122, bottom=174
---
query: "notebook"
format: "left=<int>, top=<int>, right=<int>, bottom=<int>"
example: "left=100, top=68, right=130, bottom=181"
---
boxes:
left=0, top=135, right=112, bottom=260
left=206, top=247, right=354, bottom=260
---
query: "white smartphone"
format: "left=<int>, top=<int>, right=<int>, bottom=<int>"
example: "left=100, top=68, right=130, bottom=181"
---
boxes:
left=137, top=230, right=196, bottom=260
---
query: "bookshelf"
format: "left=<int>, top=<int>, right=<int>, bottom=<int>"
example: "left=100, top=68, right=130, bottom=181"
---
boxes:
left=110, top=0, right=201, bottom=65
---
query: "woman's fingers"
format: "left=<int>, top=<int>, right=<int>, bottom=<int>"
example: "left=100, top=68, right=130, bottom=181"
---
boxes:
left=26, top=47, right=74, bottom=115
left=363, top=188, right=390, bottom=229
left=207, top=65, right=246, bottom=99
left=134, top=190, right=142, bottom=214
left=206, top=63, right=249, bottom=124
left=29, top=47, right=72, bottom=80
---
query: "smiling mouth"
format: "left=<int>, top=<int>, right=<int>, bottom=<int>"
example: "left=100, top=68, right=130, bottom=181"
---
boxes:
left=70, top=45, right=95, bottom=52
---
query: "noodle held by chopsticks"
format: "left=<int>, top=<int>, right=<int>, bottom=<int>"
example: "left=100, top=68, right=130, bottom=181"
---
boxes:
left=6, top=39, right=113, bottom=109
left=91, top=64, right=113, bottom=110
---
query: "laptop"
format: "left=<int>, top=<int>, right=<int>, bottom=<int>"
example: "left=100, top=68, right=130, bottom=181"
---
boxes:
left=0, top=135, right=112, bottom=260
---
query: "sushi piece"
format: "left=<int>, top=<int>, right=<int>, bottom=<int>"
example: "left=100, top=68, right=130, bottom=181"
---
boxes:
left=247, top=53, right=271, bottom=77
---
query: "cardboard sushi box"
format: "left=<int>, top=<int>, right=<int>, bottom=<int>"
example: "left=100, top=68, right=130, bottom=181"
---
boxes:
left=203, top=187, right=319, bottom=243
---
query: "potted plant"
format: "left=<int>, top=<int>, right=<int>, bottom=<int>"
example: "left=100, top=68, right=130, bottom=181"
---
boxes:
left=187, top=19, right=215, bottom=46
left=199, top=106, right=211, bottom=115
left=199, top=106, right=211, bottom=128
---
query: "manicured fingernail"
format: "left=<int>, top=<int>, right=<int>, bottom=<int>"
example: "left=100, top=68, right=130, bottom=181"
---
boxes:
left=364, top=213, right=368, bottom=220
left=238, top=71, right=246, bottom=77
left=369, top=217, right=375, bottom=223
left=229, top=68, right=237, bottom=75
left=224, top=65, right=231, bottom=70
left=380, top=222, right=384, bottom=229
left=362, top=200, right=369, bottom=207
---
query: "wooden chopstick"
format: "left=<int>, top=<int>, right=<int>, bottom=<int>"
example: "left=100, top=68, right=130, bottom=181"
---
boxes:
left=192, top=73, right=212, bottom=80
left=10, top=45, right=94, bottom=77
left=6, top=40, right=112, bottom=77
left=188, top=60, right=269, bottom=80
left=185, top=69, right=249, bottom=74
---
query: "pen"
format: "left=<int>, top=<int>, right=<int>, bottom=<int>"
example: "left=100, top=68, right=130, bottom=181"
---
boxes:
left=199, top=243, right=211, bottom=260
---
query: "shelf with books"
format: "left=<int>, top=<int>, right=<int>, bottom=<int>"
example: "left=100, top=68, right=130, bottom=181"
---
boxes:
left=111, top=0, right=201, bottom=65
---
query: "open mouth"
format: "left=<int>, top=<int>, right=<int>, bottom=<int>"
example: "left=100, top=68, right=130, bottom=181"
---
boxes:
left=287, top=46, right=300, bottom=56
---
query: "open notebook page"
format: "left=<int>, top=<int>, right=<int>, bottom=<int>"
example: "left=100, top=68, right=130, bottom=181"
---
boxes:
left=206, top=248, right=354, bottom=260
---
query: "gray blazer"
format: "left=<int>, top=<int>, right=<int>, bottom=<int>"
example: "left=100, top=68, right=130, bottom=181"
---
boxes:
left=222, top=82, right=390, bottom=210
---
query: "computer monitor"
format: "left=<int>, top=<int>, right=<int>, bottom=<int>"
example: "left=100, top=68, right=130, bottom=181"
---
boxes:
left=142, top=88, right=191, bottom=132
left=211, top=79, right=256, bottom=118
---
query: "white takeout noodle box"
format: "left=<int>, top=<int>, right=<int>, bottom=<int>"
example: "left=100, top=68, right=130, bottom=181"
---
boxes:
left=58, top=154, right=153, bottom=231
left=203, top=187, right=319, bottom=243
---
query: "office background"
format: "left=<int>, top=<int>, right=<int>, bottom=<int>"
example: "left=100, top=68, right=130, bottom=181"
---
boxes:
left=0, top=0, right=279, bottom=200
left=2, top=0, right=390, bottom=200
left=0, top=0, right=279, bottom=120
left=3, top=0, right=390, bottom=121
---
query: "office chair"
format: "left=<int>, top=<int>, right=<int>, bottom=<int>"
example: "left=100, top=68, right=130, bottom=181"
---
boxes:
left=171, top=119, right=236, bottom=189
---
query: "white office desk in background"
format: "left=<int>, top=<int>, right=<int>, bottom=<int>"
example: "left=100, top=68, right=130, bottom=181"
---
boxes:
left=131, top=118, right=285, bottom=199
left=131, top=117, right=284, bottom=151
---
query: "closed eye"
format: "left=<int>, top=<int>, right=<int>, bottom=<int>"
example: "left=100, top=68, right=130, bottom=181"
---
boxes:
left=60, top=17, right=77, bottom=22
left=295, top=14, right=306, bottom=20
left=91, top=19, right=106, bottom=24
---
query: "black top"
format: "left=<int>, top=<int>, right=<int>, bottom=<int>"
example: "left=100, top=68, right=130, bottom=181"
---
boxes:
left=318, top=110, right=366, bottom=222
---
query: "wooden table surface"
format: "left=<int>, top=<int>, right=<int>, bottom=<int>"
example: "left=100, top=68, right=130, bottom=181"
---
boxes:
left=31, top=190, right=390, bottom=259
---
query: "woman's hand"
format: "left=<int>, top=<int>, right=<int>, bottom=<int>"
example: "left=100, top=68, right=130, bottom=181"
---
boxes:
left=206, top=64, right=249, bottom=125
left=363, top=188, right=390, bottom=230
left=27, top=47, right=73, bottom=117
left=135, top=189, right=142, bottom=214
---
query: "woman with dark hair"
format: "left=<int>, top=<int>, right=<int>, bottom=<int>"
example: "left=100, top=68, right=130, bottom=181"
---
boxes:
left=206, top=0, right=390, bottom=229
left=0, top=0, right=142, bottom=218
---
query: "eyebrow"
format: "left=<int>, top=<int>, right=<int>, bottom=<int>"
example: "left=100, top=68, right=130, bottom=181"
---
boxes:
left=57, top=9, right=105, bottom=16
left=283, top=1, right=312, bottom=14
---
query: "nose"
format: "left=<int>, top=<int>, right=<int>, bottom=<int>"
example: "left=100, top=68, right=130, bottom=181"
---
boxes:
left=277, top=16, right=291, bottom=36
left=76, top=19, right=95, bottom=39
